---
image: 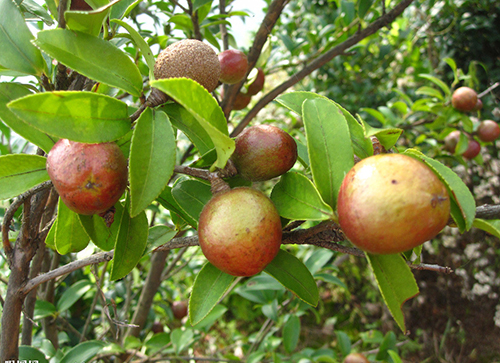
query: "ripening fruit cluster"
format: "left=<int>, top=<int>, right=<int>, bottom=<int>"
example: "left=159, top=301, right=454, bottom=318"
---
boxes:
left=445, top=86, right=500, bottom=159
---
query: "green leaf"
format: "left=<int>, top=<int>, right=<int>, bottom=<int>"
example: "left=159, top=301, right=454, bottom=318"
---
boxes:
left=129, top=108, right=176, bottom=217
left=361, top=118, right=403, bottom=150
left=79, top=204, right=123, bottom=251
left=416, top=86, right=444, bottom=101
left=189, top=262, right=235, bottom=326
left=304, top=249, right=334, bottom=274
left=302, top=98, right=354, bottom=209
left=375, top=331, right=397, bottom=361
left=357, top=0, right=374, bottom=18
left=57, top=279, right=93, bottom=312
left=0, top=154, right=49, bottom=200
left=264, top=249, right=319, bottom=306
left=283, top=315, right=300, bottom=353
left=366, top=253, right=419, bottom=333
left=191, top=304, right=227, bottom=331
left=418, top=74, right=451, bottom=97
left=0, top=83, right=55, bottom=153
left=33, top=300, right=56, bottom=319
left=55, top=199, right=90, bottom=254
left=404, top=149, right=476, bottom=232
left=111, top=19, right=155, bottom=80
left=0, top=0, right=46, bottom=75
left=8, top=91, right=130, bottom=143
left=314, top=273, right=348, bottom=290
left=156, top=186, right=198, bottom=228
left=150, top=78, right=234, bottom=171
left=19, top=346, right=49, bottom=363
left=65, top=0, right=116, bottom=36
left=110, top=196, right=149, bottom=280
left=59, top=341, right=106, bottom=363
left=34, top=28, right=143, bottom=96
left=171, top=179, right=212, bottom=230
left=171, top=328, right=194, bottom=355
left=162, top=103, right=214, bottom=156
left=335, top=330, right=351, bottom=356
left=146, top=225, right=177, bottom=254
left=270, top=171, right=334, bottom=220
left=473, top=218, right=500, bottom=239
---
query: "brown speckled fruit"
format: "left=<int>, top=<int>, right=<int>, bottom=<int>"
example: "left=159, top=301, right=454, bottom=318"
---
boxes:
left=47, top=139, right=128, bottom=215
left=477, top=120, right=500, bottom=142
left=232, top=125, right=297, bottom=181
left=451, top=87, right=478, bottom=112
left=198, top=187, right=282, bottom=276
left=337, top=154, right=450, bottom=255
left=218, top=49, right=248, bottom=85
left=154, top=39, right=220, bottom=93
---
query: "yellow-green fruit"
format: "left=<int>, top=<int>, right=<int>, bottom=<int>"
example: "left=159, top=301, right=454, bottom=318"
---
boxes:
left=153, top=39, right=221, bottom=92
left=337, top=154, right=450, bottom=254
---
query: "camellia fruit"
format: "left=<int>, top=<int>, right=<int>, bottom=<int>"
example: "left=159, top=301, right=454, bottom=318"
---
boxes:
left=246, top=68, right=265, bottom=95
left=47, top=139, right=128, bottom=215
left=171, top=301, right=188, bottom=320
left=198, top=187, right=282, bottom=276
left=443, top=130, right=461, bottom=153
left=218, top=49, right=248, bottom=85
left=477, top=120, right=500, bottom=142
left=451, top=86, right=478, bottom=112
left=231, top=125, right=298, bottom=181
left=343, top=353, right=370, bottom=363
left=337, top=154, right=450, bottom=255
left=462, top=139, right=481, bottom=159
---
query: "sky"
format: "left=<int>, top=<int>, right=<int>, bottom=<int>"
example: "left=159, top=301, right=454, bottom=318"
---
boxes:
left=228, top=0, right=266, bottom=48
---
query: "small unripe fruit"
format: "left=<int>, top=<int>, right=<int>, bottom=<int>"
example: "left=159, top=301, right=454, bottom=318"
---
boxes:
left=151, top=322, right=164, bottom=334
left=337, top=154, right=450, bottom=255
left=232, top=125, right=298, bottom=182
left=444, top=130, right=461, bottom=153
left=247, top=68, right=265, bottom=95
left=343, top=353, right=370, bottom=363
left=477, top=120, right=500, bottom=142
left=451, top=87, right=478, bottom=112
left=233, top=92, right=252, bottom=110
left=218, top=49, right=248, bottom=85
left=154, top=39, right=220, bottom=93
left=198, top=187, right=282, bottom=276
left=171, top=301, right=188, bottom=320
left=47, top=139, right=128, bottom=215
left=462, top=139, right=481, bottom=159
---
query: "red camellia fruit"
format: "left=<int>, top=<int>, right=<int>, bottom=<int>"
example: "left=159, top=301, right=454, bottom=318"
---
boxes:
left=477, top=120, right=500, bottom=142
left=451, top=86, right=478, bottom=112
left=232, top=125, right=298, bottom=181
left=233, top=92, right=252, bottom=110
left=247, top=68, right=265, bottom=95
left=444, top=130, right=461, bottom=153
left=462, top=139, right=481, bottom=159
left=171, top=301, right=188, bottom=320
left=47, top=139, right=128, bottom=215
left=198, top=187, right=282, bottom=276
left=218, top=49, right=248, bottom=85
left=337, top=154, right=450, bottom=255
left=473, top=98, right=483, bottom=111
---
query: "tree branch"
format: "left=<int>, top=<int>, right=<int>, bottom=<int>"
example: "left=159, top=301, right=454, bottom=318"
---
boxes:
left=230, top=0, right=416, bottom=137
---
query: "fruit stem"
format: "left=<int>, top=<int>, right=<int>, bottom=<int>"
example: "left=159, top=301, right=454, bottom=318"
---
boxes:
left=208, top=174, right=230, bottom=195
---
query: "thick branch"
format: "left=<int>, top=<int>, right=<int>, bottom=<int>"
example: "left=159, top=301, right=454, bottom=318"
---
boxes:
left=231, top=0, right=415, bottom=136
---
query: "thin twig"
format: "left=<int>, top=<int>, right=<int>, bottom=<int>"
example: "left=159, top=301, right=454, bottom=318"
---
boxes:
left=478, top=82, right=500, bottom=98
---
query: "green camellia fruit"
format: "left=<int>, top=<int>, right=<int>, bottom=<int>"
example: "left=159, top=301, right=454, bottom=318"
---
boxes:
left=198, top=187, right=282, bottom=276
left=477, top=120, right=500, bottom=142
left=232, top=125, right=298, bottom=181
left=337, top=154, right=450, bottom=255
left=47, top=139, right=128, bottom=215
left=451, top=86, right=478, bottom=112
left=218, top=49, right=248, bottom=85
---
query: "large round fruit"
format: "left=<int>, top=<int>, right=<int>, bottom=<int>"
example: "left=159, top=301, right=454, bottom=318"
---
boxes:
left=337, top=154, right=450, bottom=255
left=154, top=39, right=221, bottom=93
left=451, top=86, right=478, bottom=112
left=198, top=187, right=282, bottom=276
left=477, top=120, right=500, bottom=142
left=231, top=125, right=298, bottom=181
left=47, top=139, right=128, bottom=215
left=218, top=49, right=248, bottom=85
left=462, top=139, right=481, bottom=159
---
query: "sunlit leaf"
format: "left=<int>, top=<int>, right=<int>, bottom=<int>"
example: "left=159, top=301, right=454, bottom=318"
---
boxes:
left=55, top=199, right=90, bottom=254
left=0, top=154, right=49, bottom=200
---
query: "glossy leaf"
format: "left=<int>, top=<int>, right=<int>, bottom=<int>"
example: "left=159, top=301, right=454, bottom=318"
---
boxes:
left=0, top=82, right=55, bottom=153
left=302, top=98, right=354, bottom=209
left=270, top=171, right=334, bottom=220
left=283, top=315, right=300, bottom=353
left=189, top=262, right=235, bottom=326
left=191, top=304, right=227, bottom=331
left=111, top=19, right=155, bottom=80
left=0, top=154, right=49, bottom=200
left=129, top=108, right=176, bottom=217
left=146, top=225, right=177, bottom=253
left=304, top=249, right=334, bottom=274
left=33, top=300, right=56, bottom=320
left=418, top=74, right=451, bottom=97
left=361, top=118, right=403, bottom=150
left=8, top=91, right=130, bottom=142
left=171, top=328, right=194, bottom=355
left=0, top=0, right=46, bottom=75
left=34, top=28, right=143, bottom=96
left=65, top=0, right=114, bottom=36
left=19, top=346, right=49, bottom=363
left=55, top=199, right=90, bottom=255
left=357, top=0, right=374, bottom=19
left=111, top=197, right=149, bottom=280
left=156, top=186, right=198, bottom=228
left=79, top=202, right=123, bottom=251
left=264, top=249, right=319, bottom=306
left=59, top=341, right=106, bottom=363
left=150, top=78, right=234, bottom=171
left=57, top=280, right=93, bottom=312
left=473, top=219, right=500, bottom=239
left=404, top=148, right=475, bottom=232
left=171, top=179, right=212, bottom=230
left=366, top=253, right=419, bottom=333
